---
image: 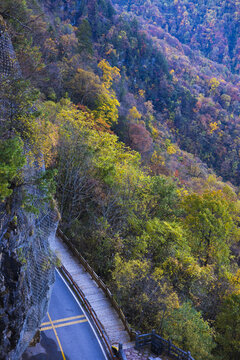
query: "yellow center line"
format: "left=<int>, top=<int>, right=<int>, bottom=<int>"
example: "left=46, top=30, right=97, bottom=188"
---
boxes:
left=41, top=318, right=88, bottom=331
left=47, top=312, right=66, bottom=360
left=41, top=314, right=85, bottom=326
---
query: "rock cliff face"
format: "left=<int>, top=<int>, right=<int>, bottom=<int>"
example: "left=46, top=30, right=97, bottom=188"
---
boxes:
left=0, top=185, right=58, bottom=360
left=0, top=23, right=58, bottom=360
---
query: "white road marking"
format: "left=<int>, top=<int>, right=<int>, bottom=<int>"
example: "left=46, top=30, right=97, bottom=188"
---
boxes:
left=56, top=269, right=109, bottom=360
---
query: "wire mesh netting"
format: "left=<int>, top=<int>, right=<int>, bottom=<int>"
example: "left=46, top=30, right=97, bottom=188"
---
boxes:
left=0, top=177, right=59, bottom=359
left=0, top=22, right=59, bottom=359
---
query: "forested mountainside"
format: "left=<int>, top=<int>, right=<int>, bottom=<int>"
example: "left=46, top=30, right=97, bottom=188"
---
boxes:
left=19, top=0, right=240, bottom=185
left=111, top=0, right=240, bottom=185
left=114, top=0, right=240, bottom=74
left=0, top=0, right=240, bottom=359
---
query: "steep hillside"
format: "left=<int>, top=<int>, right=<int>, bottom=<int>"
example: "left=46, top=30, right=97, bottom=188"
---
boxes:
left=0, top=1, right=240, bottom=359
left=20, top=0, right=240, bottom=185
left=113, top=0, right=240, bottom=74
left=110, top=0, right=240, bottom=185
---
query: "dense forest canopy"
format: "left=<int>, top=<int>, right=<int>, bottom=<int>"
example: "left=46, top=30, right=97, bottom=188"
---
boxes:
left=0, top=0, right=240, bottom=359
left=114, top=0, right=240, bottom=74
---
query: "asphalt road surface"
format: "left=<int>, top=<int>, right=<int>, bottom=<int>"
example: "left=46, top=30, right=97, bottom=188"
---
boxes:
left=22, top=270, right=108, bottom=360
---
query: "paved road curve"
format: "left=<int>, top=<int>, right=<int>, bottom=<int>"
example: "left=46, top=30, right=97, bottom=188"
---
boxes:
left=51, top=234, right=130, bottom=346
left=22, top=270, right=108, bottom=360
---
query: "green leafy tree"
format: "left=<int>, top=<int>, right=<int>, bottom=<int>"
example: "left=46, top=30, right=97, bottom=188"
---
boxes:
left=183, top=191, right=236, bottom=267
left=0, top=137, right=26, bottom=200
left=215, top=294, right=240, bottom=360
left=112, top=256, right=179, bottom=331
left=66, top=68, right=103, bottom=109
left=163, top=302, right=215, bottom=360
left=67, top=67, right=120, bottom=125
left=145, top=219, right=190, bottom=265
left=76, top=19, right=93, bottom=57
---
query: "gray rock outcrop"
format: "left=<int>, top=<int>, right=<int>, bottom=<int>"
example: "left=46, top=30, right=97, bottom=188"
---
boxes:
left=0, top=20, right=58, bottom=360
left=0, top=183, right=58, bottom=360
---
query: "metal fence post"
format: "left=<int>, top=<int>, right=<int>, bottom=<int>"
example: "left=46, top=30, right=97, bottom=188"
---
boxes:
left=135, top=331, right=140, bottom=350
left=151, top=329, right=155, bottom=348
left=187, top=351, right=191, bottom=360
left=151, top=329, right=156, bottom=354
left=118, top=343, right=128, bottom=360
left=168, top=339, right=172, bottom=355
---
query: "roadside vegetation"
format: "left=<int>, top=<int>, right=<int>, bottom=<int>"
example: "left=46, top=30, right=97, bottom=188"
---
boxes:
left=1, top=1, right=240, bottom=359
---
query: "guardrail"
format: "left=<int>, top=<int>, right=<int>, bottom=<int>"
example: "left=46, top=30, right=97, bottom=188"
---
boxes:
left=118, top=344, right=128, bottom=360
left=59, top=264, right=116, bottom=360
left=57, top=228, right=136, bottom=341
left=57, top=229, right=196, bottom=360
left=135, top=331, right=195, bottom=360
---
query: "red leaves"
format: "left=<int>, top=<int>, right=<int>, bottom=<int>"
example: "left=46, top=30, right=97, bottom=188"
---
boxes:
left=128, top=123, right=153, bottom=155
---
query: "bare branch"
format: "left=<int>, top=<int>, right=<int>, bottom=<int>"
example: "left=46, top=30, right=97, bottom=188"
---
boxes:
left=25, top=13, right=44, bottom=26
left=0, top=12, right=31, bottom=31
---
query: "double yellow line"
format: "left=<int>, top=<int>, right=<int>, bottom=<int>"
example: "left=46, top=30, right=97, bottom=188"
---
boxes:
left=41, top=314, right=87, bottom=331
left=41, top=313, right=88, bottom=360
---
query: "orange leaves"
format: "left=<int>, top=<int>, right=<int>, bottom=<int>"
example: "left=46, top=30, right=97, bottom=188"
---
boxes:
left=92, top=117, right=113, bottom=134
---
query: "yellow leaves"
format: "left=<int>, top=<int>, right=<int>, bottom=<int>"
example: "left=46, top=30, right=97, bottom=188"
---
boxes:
left=138, top=89, right=145, bottom=97
left=68, top=65, right=120, bottom=126
left=113, top=255, right=150, bottom=287
left=230, top=270, right=240, bottom=294
left=38, top=120, right=59, bottom=167
left=151, top=151, right=165, bottom=168
left=150, top=151, right=165, bottom=175
left=55, top=100, right=143, bottom=188
left=209, top=121, right=219, bottom=134
left=94, top=90, right=120, bottom=125
left=176, top=187, right=189, bottom=197
left=19, top=111, right=59, bottom=167
left=207, top=174, right=218, bottom=185
left=170, top=69, right=178, bottom=83
left=151, top=127, right=159, bottom=140
left=127, top=106, right=142, bottom=122
left=98, top=59, right=120, bottom=89
left=167, top=143, right=178, bottom=155
left=209, top=77, right=220, bottom=94
left=165, top=139, right=178, bottom=155
left=57, top=105, right=89, bottom=131
left=43, top=38, right=58, bottom=59
left=89, top=60, right=121, bottom=125
left=164, top=291, right=180, bottom=311
left=152, top=267, right=164, bottom=280
left=118, top=30, right=127, bottom=40
left=155, top=283, right=180, bottom=319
